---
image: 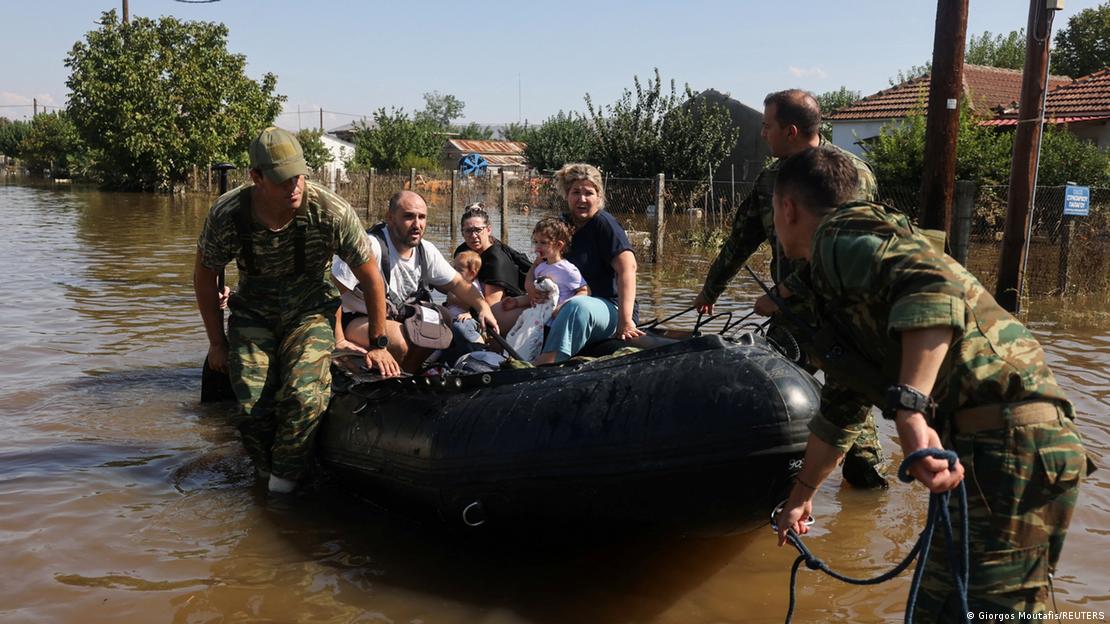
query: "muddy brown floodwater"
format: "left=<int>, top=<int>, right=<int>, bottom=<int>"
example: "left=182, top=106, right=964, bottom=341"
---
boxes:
left=1, top=181, right=1105, bottom=623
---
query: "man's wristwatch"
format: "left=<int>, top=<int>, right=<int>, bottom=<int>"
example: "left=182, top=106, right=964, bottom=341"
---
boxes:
left=883, top=384, right=935, bottom=420
left=368, top=335, right=389, bottom=350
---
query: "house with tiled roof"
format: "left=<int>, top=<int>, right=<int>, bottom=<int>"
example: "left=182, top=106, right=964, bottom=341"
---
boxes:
left=826, top=64, right=1070, bottom=156
left=442, top=138, right=528, bottom=173
left=985, top=68, right=1110, bottom=147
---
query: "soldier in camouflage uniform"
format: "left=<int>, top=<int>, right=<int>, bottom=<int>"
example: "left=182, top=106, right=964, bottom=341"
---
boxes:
left=694, top=89, right=886, bottom=488
left=194, top=127, right=400, bottom=494
left=771, top=147, right=1088, bottom=619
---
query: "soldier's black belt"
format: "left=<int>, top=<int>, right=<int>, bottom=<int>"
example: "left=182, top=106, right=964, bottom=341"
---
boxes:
left=955, top=400, right=1061, bottom=434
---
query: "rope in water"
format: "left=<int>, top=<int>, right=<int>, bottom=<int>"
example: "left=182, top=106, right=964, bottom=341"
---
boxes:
left=776, top=448, right=970, bottom=624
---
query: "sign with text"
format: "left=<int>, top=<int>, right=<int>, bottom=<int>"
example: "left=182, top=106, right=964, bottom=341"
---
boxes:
left=1064, top=184, right=1090, bottom=217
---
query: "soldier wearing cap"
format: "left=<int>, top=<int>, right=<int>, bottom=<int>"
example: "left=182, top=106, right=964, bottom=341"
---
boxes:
left=769, top=146, right=1089, bottom=618
left=194, top=126, right=400, bottom=494
left=693, top=89, right=886, bottom=488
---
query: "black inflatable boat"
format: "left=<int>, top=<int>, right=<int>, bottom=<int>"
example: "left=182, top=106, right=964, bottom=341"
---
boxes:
left=317, top=332, right=818, bottom=530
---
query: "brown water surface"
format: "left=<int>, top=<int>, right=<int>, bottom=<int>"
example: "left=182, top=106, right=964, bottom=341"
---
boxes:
left=0, top=181, right=1106, bottom=623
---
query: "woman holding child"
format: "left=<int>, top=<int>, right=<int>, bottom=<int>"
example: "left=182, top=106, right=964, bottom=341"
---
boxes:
left=529, top=163, right=643, bottom=364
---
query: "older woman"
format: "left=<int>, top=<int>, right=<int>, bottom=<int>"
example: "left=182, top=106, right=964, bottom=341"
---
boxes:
left=534, top=163, right=643, bottom=364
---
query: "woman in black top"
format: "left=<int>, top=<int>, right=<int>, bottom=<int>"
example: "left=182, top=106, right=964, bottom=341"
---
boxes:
left=453, top=204, right=529, bottom=332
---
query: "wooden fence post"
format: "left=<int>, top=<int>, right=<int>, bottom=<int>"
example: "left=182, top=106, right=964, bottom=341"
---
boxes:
left=450, top=170, right=459, bottom=241
left=410, top=167, right=417, bottom=191
left=1057, top=214, right=1074, bottom=295
left=366, top=168, right=375, bottom=222
left=952, top=180, right=975, bottom=265
left=500, top=169, right=509, bottom=244
left=654, top=173, right=665, bottom=263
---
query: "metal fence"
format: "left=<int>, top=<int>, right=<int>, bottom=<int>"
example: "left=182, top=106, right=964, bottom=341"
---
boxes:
left=187, top=167, right=1110, bottom=297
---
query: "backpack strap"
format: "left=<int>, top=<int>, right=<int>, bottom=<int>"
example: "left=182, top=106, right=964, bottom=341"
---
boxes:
left=233, top=187, right=254, bottom=275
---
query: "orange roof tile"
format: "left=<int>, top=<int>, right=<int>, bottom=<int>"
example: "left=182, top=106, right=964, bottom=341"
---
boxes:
left=1042, top=68, right=1110, bottom=118
left=825, top=64, right=1070, bottom=121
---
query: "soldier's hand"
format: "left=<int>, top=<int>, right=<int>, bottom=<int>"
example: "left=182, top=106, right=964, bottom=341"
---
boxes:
left=775, top=497, right=813, bottom=547
left=207, top=340, right=229, bottom=373
left=905, top=427, right=965, bottom=493
left=365, top=349, right=401, bottom=378
left=693, top=292, right=714, bottom=315
left=754, top=294, right=778, bottom=316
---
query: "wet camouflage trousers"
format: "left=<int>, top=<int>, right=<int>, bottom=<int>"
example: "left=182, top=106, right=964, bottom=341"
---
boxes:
left=913, top=410, right=1085, bottom=620
left=227, top=304, right=338, bottom=481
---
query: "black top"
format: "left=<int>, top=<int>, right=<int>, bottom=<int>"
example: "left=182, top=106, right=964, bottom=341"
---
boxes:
left=563, top=210, right=638, bottom=320
left=453, top=239, right=526, bottom=297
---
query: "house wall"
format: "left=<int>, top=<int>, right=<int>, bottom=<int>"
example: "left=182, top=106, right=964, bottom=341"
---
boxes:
left=320, top=135, right=353, bottom=186
left=1067, top=120, right=1110, bottom=149
left=830, top=119, right=896, bottom=156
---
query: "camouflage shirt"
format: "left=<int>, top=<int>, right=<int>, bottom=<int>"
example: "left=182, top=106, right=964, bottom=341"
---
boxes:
left=801, top=201, right=1072, bottom=451
left=700, top=138, right=878, bottom=301
left=197, top=181, right=371, bottom=316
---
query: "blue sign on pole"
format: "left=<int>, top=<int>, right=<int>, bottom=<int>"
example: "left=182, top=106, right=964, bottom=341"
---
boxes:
left=1064, top=184, right=1090, bottom=217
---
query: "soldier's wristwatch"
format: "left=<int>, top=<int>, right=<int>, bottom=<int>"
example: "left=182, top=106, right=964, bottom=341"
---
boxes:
left=883, top=384, right=934, bottom=420
left=368, top=335, right=389, bottom=350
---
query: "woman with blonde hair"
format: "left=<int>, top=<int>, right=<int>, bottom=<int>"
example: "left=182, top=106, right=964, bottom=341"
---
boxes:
left=532, top=163, right=643, bottom=364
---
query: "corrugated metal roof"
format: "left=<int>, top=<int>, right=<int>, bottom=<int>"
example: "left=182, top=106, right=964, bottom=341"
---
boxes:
left=825, top=64, right=1070, bottom=121
left=446, top=139, right=527, bottom=155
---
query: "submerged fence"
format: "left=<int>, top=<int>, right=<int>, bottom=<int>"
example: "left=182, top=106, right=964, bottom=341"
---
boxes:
left=187, top=166, right=1110, bottom=298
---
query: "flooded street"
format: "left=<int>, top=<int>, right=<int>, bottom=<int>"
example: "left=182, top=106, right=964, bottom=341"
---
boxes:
left=1, top=181, right=1106, bottom=623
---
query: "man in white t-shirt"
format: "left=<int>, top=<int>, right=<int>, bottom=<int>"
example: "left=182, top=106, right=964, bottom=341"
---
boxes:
left=332, top=190, right=498, bottom=371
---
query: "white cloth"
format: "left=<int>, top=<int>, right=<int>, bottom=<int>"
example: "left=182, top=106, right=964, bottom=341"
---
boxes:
left=446, top=280, right=482, bottom=318
left=505, top=277, right=559, bottom=362
left=333, top=230, right=458, bottom=313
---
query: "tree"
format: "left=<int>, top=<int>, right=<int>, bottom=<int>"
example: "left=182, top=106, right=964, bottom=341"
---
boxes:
left=816, top=87, right=862, bottom=140
left=416, top=91, right=465, bottom=127
left=1037, top=124, right=1110, bottom=186
left=889, top=63, right=931, bottom=86
left=966, top=29, right=1026, bottom=69
left=585, top=69, right=737, bottom=179
left=0, top=118, right=31, bottom=160
left=451, top=122, right=494, bottom=140
left=295, top=129, right=332, bottom=172
left=1053, top=2, right=1110, bottom=78
left=18, top=111, right=87, bottom=177
left=522, top=112, right=594, bottom=172
left=501, top=122, right=534, bottom=143
left=350, top=107, right=442, bottom=171
left=64, top=10, right=285, bottom=191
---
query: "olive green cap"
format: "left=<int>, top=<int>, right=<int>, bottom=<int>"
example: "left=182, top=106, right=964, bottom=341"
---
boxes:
left=249, top=126, right=310, bottom=183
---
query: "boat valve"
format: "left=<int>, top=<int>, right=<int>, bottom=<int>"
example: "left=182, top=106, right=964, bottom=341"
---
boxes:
left=461, top=501, right=486, bottom=527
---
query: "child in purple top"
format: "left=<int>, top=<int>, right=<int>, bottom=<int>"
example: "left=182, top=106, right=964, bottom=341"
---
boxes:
left=502, top=217, right=588, bottom=319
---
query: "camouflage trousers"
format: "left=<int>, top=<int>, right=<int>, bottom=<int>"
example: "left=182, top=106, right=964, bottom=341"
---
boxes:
left=227, top=302, right=338, bottom=482
left=913, top=410, right=1085, bottom=621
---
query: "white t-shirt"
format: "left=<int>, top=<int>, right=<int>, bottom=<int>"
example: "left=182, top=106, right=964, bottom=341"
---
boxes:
left=332, top=230, right=458, bottom=314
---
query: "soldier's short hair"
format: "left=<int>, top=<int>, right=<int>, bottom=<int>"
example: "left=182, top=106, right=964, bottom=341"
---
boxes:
left=763, top=89, right=822, bottom=137
left=774, top=146, right=860, bottom=214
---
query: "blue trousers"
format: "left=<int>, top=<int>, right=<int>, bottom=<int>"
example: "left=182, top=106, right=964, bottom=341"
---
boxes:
left=541, top=296, right=619, bottom=362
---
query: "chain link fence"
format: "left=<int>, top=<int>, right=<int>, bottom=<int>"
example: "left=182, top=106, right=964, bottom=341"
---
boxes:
left=186, top=167, right=1110, bottom=297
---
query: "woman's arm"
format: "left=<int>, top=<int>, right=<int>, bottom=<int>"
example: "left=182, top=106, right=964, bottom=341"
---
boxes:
left=482, top=283, right=506, bottom=306
left=611, top=250, right=644, bottom=340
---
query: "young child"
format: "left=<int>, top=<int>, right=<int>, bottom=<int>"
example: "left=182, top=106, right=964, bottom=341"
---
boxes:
left=502, top=217, right=588, bottom=322
left=446, top=249, right=485, bottom=344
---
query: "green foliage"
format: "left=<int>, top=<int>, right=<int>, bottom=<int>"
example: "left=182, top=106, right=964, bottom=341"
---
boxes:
left=501, top=122, right=533, bottom=142
left=522, top=112, right=594, bottom=172
left=64, top=10, right=285, bottom=191
left=889, top=63, right=931, bottom=86
left=451, top=122, right=494, bottom=140
left=0, top=118, right=31, bottom=159
left=865, top=105, right=1110, bottom=189
left=585, top=69, right=738, bottom=179
left=350, top=107, right=442, bottom=171
left=399, top=154, right=440, bottom=172
left=18, top=111, right=87, bottom=177
left=416, top=91, right=465, bottom=127
left=816, top=87, right=862, bottom=141
left=1037, top=125, right=1110, bottom=186
left=966, top=29, right=1026, bottom=69
left=295, top=129, right=332, bottom=171
left=1053, top=2, right=1110, bottom=78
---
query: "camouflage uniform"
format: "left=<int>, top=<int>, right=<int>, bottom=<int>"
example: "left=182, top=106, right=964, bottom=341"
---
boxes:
left=699, top=139, right=886, bottom=487
left=197, top=181, right=371, bottom=481
left=798, top=200, right=1087, bottom=618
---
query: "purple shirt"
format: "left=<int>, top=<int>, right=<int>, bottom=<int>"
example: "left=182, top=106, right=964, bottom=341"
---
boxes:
left=534, top=259, right=586, bottom=305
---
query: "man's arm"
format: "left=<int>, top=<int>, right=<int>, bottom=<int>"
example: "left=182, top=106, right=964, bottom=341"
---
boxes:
left=695, top=183, right=773, bottom=312
left=193, top=253, right=228, bottom=372
left=775, top=433, right=844, bottom=546
left=895, top=326, right=963, bottom=492
left=349, top=261, right=401, bottom=377
left=448, top=274, right=500, bottom=335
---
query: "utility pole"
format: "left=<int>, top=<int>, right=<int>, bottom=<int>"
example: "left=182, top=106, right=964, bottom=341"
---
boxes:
left=122, top=0, right=129, bottom=24
left=33, top=98, right=37, bottom=118
left=918, top=0, right=969, bottom=233
left=995, top=0, right=1063, bottom=313
left=319, top=108, right=324, bottom=132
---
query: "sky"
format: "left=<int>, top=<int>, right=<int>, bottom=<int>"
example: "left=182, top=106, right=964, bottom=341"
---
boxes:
left=1, top=0, right=1104, bottom=132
